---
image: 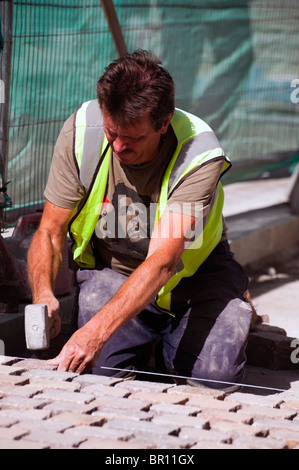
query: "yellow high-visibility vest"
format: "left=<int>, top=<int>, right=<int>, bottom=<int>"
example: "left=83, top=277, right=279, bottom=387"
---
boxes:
left=68, top=100, right=231, bottom=312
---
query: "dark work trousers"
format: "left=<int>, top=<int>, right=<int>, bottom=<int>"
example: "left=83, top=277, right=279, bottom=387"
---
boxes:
left=73, top=241, right=252, bottom=389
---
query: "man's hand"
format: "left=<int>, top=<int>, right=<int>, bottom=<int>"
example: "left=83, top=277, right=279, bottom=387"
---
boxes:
left=33, top=293, right=61, bottom=339
left=48, top=319, right=105, bottom=374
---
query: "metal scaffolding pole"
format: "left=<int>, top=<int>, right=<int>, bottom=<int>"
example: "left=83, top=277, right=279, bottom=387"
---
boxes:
left=100, top=0, right=128, bottom=58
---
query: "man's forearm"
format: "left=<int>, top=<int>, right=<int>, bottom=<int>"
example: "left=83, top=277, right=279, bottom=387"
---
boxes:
left=27, top=228, right=63, bottom=302
left=90, top=249, right=177, bottom=345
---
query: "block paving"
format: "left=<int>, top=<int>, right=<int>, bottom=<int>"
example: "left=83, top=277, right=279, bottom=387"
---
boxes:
left=0, top=355, right=298, bottom=449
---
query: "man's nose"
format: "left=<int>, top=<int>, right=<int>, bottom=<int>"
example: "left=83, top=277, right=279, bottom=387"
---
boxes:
left=112, top=136, right=127, bottom=153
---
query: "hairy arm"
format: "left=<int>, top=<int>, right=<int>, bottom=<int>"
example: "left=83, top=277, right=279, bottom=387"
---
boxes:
left=27, top=200, right=74, bottom=338
left=49, top=210, right=196, bottom=373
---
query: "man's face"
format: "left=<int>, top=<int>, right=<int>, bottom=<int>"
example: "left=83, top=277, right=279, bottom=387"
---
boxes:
left=102, top=107, right=172, bottom=166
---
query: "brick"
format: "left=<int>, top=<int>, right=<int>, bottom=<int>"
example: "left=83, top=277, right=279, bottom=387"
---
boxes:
left=198, top=408, right=250, bottom=425
left=236, top=404, right=298, bottom=420
left=246, top=332, right=299, bottom=370
left=179, top=426, right=232, bottom=444
left=0, top=374, right=29, bottom=386
left=130, top=390, right=188, bottom=405
left=21, top=369, right=78, bottom=382
left=0, top=384, right=42, bottom=398
left=209, top=419, right=268, bottom=438
left=0, top=395, right=51, bottom=410
left=268, top=428, right=299, bottom=448
left=63, top=424, right=134, bottom=442
left=91, top=395, right=151, bottom=411
left=73, top=374, right=123, bottom=387
left=28, top=377, right=81, bottom=392
left=0, top=408, right=51, bottom=421
left=12, top=359, right=56, bottom=371
left=129, top=433, right=193, bottom=449
left=0, top=425, right=29, bottom=440
left=0, top=415, right=18, bottom=427
left=104, top=416, right=181, bottom=436
left=12, top=419, right=70, bottom=434
left=151, top=413, right=210, bottom=430
left=232, top=435, right=287, bottom=449
left=49, top=411, right=106, bottom=427
left=279, top=401, right=299, bottom=410
left=78, top=437, right=145, bottom=449
left=150, top=402, right=200, bottom=416
left=114, top=380, right=174, bottom=393
left=92, top=407, right=153, bottom=422
left=22, top=430, right=85, bottom=449
left=38, top=389, right=95, bottom=405
left=187, top=395, right=241, bottom=412
left=0, top=365, right=26, bottom=375
left=81, top=383, right=130, bottom=398
left=251, top=417, right=299, bottom=432
left=43, top=400, right=98, bottom=416
left=0, top=356, right=20, bottom=366
left=0, top=438, right=47, bottom=449
left=225, top=392, right=283, bottom=408
left=166, top=384, right=226, bottom=399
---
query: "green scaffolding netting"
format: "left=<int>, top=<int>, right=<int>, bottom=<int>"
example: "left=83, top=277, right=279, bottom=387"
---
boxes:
left=1, top=0, right=299, bottom=223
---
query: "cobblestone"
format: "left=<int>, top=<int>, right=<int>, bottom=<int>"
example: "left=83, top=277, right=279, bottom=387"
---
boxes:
left=0, top=355, right=298, bottom=449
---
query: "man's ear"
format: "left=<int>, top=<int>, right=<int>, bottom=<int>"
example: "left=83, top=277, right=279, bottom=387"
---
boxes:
left=161, top=111, right=174, bottom=134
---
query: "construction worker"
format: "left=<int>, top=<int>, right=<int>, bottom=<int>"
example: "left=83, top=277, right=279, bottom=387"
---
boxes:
left=27, top=50, right=252, bottom=389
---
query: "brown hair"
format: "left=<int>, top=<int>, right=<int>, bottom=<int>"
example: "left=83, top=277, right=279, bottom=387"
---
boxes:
left=97, top=50, right=175, bottom=131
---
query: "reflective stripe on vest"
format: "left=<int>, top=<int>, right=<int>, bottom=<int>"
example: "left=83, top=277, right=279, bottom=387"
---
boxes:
left=69, top=100, right=231, bottom=312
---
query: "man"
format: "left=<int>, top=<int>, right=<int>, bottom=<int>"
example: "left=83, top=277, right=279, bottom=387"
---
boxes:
left=27, top=50, right=252, bottom=388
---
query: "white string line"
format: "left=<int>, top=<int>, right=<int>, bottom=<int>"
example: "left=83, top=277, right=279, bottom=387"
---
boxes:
left=101, top=366, right=299, bottom=394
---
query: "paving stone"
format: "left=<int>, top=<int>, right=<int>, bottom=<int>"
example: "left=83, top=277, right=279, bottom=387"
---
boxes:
left=187, top=395, right=242, bottom=412
left=38, top=389, right=96, bottom=405
left=114, top=380, right=174, bottom=393
left=48, top=411, right=106, bottom=427
left=179, top=426, right=232, bottom=444
left=63, top=424, right=134, bottom=442
left=0, top=425, right=29, bottom=440
left=12, top=359, right=56, bottom=371
left=251, top=416, right=299, bottom=432
left=0, top=384, right=43, bottom=398
left=235, top=403, right=298, bottom=420
left=73, top=374, right=123, bottom=387
left=21, top=369, right=78, bottom=382
left=0, top=415, right=18, bottom=427
left=0, top=364, right=25, bottom=375
left=150, top=402, right=201, bottom=416
left=91, top=407, right=153, bottom=421
left=232, top=435, right=288, bottom=449
left=28, top=377, right=81, bottom=392
left=0, top=356, right=21, bottom=366
left=130, top=390, right=188, bottom=405
left=91, top=395, right=151, bottom=411
left=0, top=374, right=29, bottom=386
left=246, top=332, right=299, bottom=370
left=166, top=384, right=227, bottom=399
left=81, top=383, right=130, bottom=397
left=43, top=400, right=98, bottom=416
left=268, top=428, right=299, bottom=448
left=0, top=395, right=51, bottom=410
left=104, top=416, right=181, bottom=436
left=151, top=413, right=210, bottom=430
left=0, top=438, right=47, bottom=449
left=78, top=437, right=145, bottom=449
left=0, top=408, right=51, bottom=421
left=21, top=430, right=84, bottom=449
